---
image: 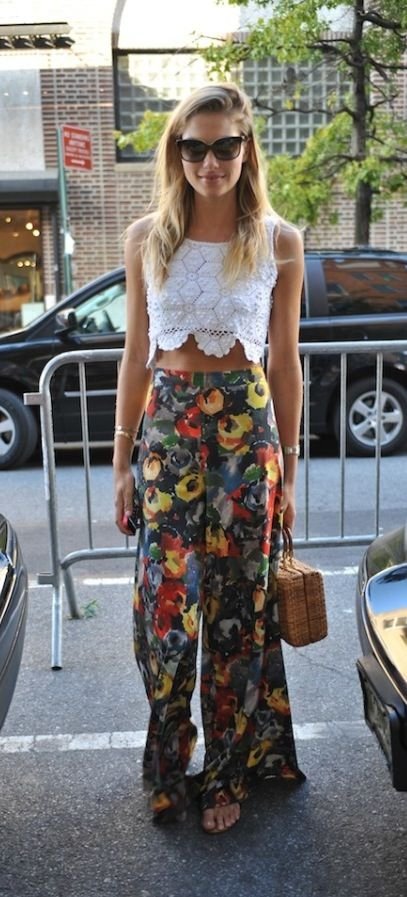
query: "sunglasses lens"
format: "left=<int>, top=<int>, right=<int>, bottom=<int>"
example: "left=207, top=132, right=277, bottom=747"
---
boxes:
left=177, top=137, right=244, bottom=162
left=179, top=141, right=206, bottom=162
left=213, top=138, right=242, bottom=160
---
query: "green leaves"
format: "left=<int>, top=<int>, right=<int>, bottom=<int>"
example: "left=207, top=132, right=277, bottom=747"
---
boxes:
left=205, top=1, right=407, bottom=239
left=81, top=598, right=99, bottom=619
left=114, top=110, right=169, bottom=155
left=267, top=152, right=333, bottom=226
left=203, top=1, right=339, bottom=69
left=266, top=106, right=407, bottom=226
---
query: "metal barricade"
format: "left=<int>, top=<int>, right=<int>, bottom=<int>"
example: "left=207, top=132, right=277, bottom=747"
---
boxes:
left=24, top=340, right=407, bottom=668
left=25, top=349, right=135, bottom=669
left=299, top=340, right=388, bottom=548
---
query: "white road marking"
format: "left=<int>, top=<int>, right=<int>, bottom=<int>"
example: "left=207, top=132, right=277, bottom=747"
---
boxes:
left=28, top=578, right=134, bottom=589
left=0, top=721, right=369, bottom=755
left=322, top=566, right=358, bottom=576
left=82, top=577, right=134, bottom=586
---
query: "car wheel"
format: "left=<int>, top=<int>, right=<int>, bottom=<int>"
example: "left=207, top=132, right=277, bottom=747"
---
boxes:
left=334, top=377, right=407, bottom=456
left=0, top=389, right=38, bottom=469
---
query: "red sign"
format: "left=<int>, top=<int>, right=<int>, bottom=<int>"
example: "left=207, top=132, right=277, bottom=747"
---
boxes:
left=62, top=125, right=92, bottom=170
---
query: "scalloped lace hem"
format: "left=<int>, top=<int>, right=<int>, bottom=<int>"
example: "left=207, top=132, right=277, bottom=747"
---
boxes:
left=147, top=331, right=263, bottom=367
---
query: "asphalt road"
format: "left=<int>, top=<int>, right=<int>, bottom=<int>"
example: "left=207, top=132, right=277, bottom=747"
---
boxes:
left=0, top=447, right=406, bottom=897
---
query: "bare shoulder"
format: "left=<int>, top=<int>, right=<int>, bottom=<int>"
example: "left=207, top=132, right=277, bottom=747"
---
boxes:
left=273, top=219, right=304, bottom=308
left=125, top=214, right=155, bottom=251
left=274, top=220, right=304, bottom=265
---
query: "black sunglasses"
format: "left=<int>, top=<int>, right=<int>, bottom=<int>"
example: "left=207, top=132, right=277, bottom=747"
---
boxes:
left=176, top=136, right=247, bottom=162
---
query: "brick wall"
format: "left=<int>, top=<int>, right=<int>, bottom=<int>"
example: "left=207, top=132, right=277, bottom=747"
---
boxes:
left=306, top=193, right=407, bottom=251
left=40, top=66, right=154, bottom=293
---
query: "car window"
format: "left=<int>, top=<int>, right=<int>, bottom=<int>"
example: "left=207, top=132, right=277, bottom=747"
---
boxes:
left=323, top=258, right=407, bottom=315
left=74, top=282, right=126, bottom=334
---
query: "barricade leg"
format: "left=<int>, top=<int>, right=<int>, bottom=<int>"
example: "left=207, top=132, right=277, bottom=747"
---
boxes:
left=51, top=583, right=64, bottom=670
left=62, top=567, right=82, bottom=620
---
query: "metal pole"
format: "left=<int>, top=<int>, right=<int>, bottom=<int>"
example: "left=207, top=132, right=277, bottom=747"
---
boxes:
left=56, top=126, right=73, bottom=296
left=37, top=384, right=65, bottom=669
left=339, top=353, right=347, bottom=538
left=78, top=362, right=94, bottom=548
left=375, top=353, right=383, bottom=536
left=303, top=355, right=311, bottom=541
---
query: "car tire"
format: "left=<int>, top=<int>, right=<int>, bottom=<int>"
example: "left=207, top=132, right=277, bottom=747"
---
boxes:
left=334, top=377, right=407, bottom=456
left=0, top=389, right=38, bottom=469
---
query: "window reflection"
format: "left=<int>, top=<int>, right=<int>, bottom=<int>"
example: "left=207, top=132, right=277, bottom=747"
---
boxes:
left=324, top=257, right=407, bottom=316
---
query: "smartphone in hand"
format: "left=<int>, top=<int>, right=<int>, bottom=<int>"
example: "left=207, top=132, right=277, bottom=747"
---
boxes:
left=123, top=488, right=141, bottom=535
left=126, top=508, right=139, bottom=535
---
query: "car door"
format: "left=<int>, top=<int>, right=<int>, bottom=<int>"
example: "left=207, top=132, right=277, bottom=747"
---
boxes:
left=309, top=253, right=407, bottom=452
left=51, top=279, right=126, bottom=444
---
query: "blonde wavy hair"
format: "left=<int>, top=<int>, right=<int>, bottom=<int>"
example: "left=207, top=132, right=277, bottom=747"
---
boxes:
left=142, top=83, right=274, bottom=286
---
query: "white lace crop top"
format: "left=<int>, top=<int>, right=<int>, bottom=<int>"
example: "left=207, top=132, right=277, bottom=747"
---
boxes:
left=145, top=216, right=278, bottom=367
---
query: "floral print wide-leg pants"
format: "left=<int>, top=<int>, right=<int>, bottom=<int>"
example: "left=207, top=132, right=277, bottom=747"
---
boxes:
left=133, top=365, right=304, bottom=821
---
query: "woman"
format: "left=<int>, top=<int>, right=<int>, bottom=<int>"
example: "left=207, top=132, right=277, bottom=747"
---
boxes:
left=113, top=83, right=305, bottom=833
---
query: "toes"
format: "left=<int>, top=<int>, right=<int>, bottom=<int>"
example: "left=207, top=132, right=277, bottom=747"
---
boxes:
left=202, top=803, right=240, bottom=833
left=223, top=803, right=240, bottom=828
left=202, top=810, right=222, bottom=834
left=202, top=809, right=217, bottom=832
left=215, top=810, right=226, bottom=831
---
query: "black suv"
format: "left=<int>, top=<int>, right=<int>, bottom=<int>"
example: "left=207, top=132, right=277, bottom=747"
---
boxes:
left=0, top=247, right=406, bottom=469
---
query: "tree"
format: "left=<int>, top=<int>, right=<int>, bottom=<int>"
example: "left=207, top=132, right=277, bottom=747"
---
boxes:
left=203, top=0, right=407, bottom=244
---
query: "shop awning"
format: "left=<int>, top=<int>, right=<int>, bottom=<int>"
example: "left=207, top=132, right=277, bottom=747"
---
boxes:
left=0, top=170, right=59, bottom=204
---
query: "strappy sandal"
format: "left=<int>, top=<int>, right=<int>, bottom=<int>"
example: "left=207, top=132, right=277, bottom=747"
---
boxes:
left=201, top=789, right=241, bottom=835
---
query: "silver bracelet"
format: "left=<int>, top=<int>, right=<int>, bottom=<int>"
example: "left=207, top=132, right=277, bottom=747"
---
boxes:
left=282, top=444, right=300, bottom=456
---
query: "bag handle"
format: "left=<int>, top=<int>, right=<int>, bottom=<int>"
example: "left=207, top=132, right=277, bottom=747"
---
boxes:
left=282, top=525, right=294, bottom=559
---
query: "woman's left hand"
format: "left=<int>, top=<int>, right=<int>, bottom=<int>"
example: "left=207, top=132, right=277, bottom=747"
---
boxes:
left=281, top=482, right=296, bottom=532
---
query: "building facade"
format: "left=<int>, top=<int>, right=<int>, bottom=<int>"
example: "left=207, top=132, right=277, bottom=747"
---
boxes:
left=1, top=0, right=406, bottom=333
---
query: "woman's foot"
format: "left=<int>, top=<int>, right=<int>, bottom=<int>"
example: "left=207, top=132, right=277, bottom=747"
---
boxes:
left=201, top=802, right=240, bottom=834
left=151, top=784, right=188, bottom=825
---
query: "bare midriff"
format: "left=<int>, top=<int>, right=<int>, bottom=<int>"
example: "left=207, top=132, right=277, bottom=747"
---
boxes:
left=155, top=335, right=257, bottom=372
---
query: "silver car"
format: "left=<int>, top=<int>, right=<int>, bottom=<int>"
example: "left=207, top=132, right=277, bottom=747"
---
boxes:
left=356, top=523, right=407, bottom=791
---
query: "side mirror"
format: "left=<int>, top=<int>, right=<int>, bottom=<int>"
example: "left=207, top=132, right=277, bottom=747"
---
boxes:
left=55, top=307, right=78, bottom=332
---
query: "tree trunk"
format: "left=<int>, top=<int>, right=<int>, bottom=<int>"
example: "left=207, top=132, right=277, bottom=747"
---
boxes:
left=354, top=180, right=372, bottom=245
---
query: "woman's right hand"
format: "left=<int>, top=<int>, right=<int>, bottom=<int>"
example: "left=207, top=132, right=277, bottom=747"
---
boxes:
left=114, top=466, right=136, bottom=535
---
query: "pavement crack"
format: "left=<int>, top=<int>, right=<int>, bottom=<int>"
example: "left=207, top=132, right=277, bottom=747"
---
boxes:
left=290, top=650, right=355, bottom=681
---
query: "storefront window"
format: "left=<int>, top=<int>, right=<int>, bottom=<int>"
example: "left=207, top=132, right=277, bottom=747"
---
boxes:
left=0, top=208, right=43, bottom=332
left=115, top=51, right=211, bottom=162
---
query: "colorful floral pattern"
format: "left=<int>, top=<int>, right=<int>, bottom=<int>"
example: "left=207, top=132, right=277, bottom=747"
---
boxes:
left=134, top=366, right=304, bottom=821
